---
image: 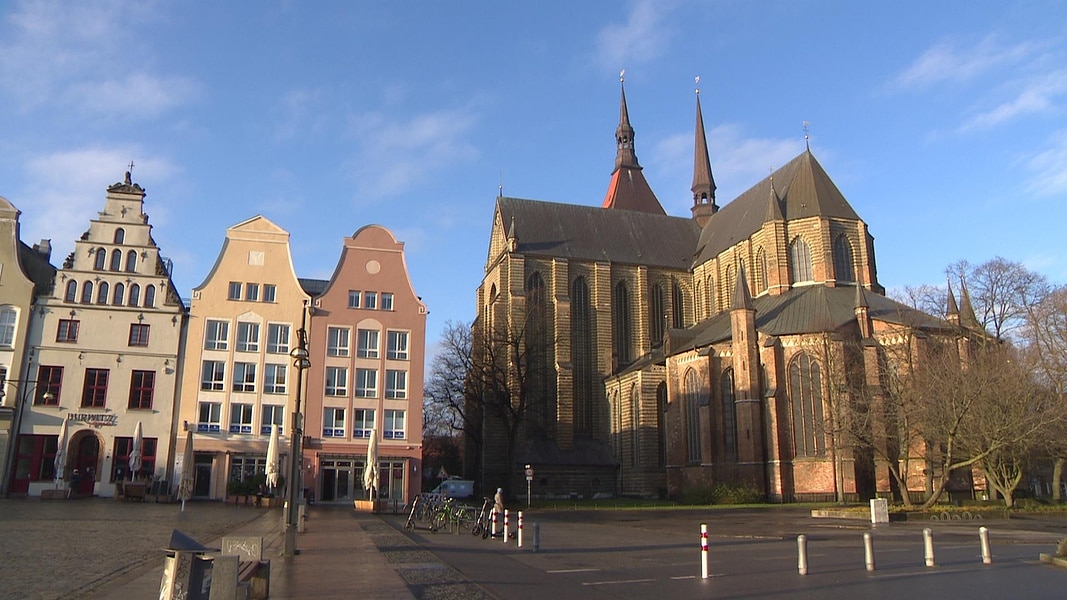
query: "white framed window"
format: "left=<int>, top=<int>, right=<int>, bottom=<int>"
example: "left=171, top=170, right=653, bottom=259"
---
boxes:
left=324, top=407, right=346, bottom=438
left=201, top=360, right=225, bottom=391
left=205, top=320, right=229, bottom=350
left=386, top=330, right=408, bottom=360
left=229, top=403, right=254, bottom=434
left=0, top=307, right=17, bottom=347
left=227, top=282, right=242, bottom=300
left=325, top=366, right=348, bottom=396
left=197, top=401, right=222, bottom=433
left=232, top=362, right=256, bottom=393
left=267, top=323, right=290, bottom=354
left=357, top=329, right=379, bottom=359
left=236, top=322, right=260, bottom=352
left=384, top=409, right=405, bottom=440
left=261, top=404, right=284, bottom=435
left=348, top=290, right=361, bottom=308
left=327, top=327, right=350, bottom=357
left=245, top=283, right=260, bottom=302
left=263, top=284, right=277, bottom=303
left=381, top=293, right=394, bottom=311
left=385, top=369, right=407, bottom=399
left=353, top=409, right=375, bottom=439
left=264, top=364, right=287, bottom=394
left=364, top=291, right=377, bottom=310
left=355, top=368, right=377, bottom=398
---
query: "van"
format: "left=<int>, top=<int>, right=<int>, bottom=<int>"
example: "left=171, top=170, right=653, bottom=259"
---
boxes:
left=430, top=478, right=474, bottom=498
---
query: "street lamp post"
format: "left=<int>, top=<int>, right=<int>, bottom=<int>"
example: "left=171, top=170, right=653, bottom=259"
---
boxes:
left=1, top=379, right=54, bottom=497
left=283, top=305, right=310, bottom=557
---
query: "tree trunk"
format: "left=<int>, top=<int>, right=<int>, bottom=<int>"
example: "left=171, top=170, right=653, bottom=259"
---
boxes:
left=1053, top=457, right=1064, bottom=502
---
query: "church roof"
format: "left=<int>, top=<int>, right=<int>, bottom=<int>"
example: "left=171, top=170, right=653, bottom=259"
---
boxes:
left=670, top=285, right=951, bottom=353
left=497, top=196, right=700, bottom=270
left=694, top=150, right=860, bottom=265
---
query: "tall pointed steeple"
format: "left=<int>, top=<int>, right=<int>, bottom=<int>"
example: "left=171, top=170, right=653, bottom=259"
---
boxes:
left=959, top=280, right=982, bottom=330
left=601, top=72, right=666, bottom=215
left=691, top=78, right=717, bottom=227
left=946, top=280, right=960, bottom=325
left=731, top=263, right=753, bottom=311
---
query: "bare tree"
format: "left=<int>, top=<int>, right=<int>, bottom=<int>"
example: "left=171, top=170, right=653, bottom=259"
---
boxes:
left=424, top=321, right=484, bottom=481
left=1021, top=285, right=1067, bottom=500
left=947, top=258, right=1049, bottom=343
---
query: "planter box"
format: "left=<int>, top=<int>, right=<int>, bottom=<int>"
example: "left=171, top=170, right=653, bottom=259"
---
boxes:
left=353, top=499, right=378, bottom=512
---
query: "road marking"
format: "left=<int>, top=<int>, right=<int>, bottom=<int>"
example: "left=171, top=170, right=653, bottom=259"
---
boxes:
left=583, top=578, right=656, bottom=586
left=671, top=575, right=696, bottom=580
left=547, top=568, right=600, bottom=574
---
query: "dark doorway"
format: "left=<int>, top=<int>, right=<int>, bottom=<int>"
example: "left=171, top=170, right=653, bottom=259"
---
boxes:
left=74, top=435, right=99, bottom=495
left=193, top=453, right=213, bottom=497
left=854, top=446, right=877, bottom=501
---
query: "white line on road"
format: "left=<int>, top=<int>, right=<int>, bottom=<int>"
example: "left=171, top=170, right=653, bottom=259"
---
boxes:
left=547, top=568, right=600, bottom=574
left=583, top=578, right=656, bottom=586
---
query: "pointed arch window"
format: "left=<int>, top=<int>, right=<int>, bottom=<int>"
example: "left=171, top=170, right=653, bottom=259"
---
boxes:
left=113, top=283, right=125, bottom=305
left=789, top=352, right=825, bottom=457
left=65, top=280, right=78, bottom=303
left=684, top=368, right=702, bottom=463
left=114, top=228, right=125, bottom=244
left=721, top=368, right=738, bottom=462
left=789, top=237, right=814, bottom=284
left=572, top=276, right=596, bottom=437
left=128, top=284, right=140, bottom=307
left=672, top=280, right=685, bottom=328
left=94, top=248, right=106, bottom=270
left=649, top=282, right=666, bottom=345
left=125, top=250, right=137, bottom=273
left=723, top=264, right=736, bottom=309
left=706, top=276, right=715, bottom=314
left=756, top=248, right=769, bottom=294
left=81, top=281, right=94, bottom=304
left=833, top=235, right=855, bottom=283
left=144, top=285, right=156, bottom=308
left=96, top=282, right=110, bottom=305
left=612, top=281, right=632, bottom=367
left=526, top=272, right=552, bottom=434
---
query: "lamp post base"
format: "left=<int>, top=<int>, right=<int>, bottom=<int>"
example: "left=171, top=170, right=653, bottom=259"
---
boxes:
left=282, top=524, right=299, bottom=557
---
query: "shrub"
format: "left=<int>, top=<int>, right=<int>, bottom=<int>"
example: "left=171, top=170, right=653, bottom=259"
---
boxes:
left=679, top=483, right=762, bottom=506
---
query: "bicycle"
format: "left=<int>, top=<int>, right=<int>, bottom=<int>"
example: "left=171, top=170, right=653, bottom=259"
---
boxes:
left=470, top=497, right=493, bottom=539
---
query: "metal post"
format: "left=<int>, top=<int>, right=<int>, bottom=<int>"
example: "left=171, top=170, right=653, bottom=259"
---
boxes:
left=797, top=535, right=808, bottom=575
left=923, top=528, right=935, bottom=567
left=283, top=305, right=310, bottom=557
left=979, top=526, right=992, bottom=564
left=863, top=532, right=875, bottom=571
left=518, top=511, right=523, bottom=548
left=700, top=523, right=709, bottom=579
left=503, top=509, right=509, bottom=544
left=533, top=522, right=540, bottom=552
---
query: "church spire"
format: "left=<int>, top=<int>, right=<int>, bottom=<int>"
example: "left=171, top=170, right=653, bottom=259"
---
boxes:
left=946, top=279, right=960, bottom=325
left=614, top=71, right=638, bottom=171
left=690, top=77, right=718, bottom=227
left=601, top=72, right=666, bottom=215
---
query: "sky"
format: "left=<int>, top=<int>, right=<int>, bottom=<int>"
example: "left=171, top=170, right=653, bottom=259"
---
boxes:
left=1, top=0, right=1066, bottom=360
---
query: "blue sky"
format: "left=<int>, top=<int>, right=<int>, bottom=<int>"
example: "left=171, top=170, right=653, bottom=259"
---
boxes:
left=1, top=0, right=1065, bottom=355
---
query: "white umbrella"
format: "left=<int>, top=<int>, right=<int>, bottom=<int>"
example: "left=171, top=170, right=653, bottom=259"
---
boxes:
left=53, top=419, right=69, bottom=489
left=265, top=424, right=280, bottom=491
left=129, top=421, right=143, bottom=481
left=178, top=429, right=194, bottom=512
left=363, top=432, right=379, bottom=502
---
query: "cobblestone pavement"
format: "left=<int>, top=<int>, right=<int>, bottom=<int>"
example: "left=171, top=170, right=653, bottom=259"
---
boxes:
left=0, top=497, right=274, bottom=600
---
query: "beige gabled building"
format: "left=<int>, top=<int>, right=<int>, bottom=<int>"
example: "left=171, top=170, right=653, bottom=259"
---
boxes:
left=13, top=173, right=185, bottom=498
left=176, top=215, right=311, bottom=500
left=0, top=197, right=56, bottom=496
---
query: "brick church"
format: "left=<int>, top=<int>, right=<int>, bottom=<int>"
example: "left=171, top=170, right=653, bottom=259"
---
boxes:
left=474, top=82, right=960, bottom=502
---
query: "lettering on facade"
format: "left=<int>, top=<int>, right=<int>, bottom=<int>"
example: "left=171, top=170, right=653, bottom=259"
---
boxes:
left=67, top=413, right=118, bottom=427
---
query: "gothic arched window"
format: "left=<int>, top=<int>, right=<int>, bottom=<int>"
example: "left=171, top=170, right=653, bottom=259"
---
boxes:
left=684, top=368, right=702, bottom=463
left=721, top=368, right=738, bottom=462
left=756, top=247, right=769, bottom=294
left=649, top=282, right=666, bottom=345
left=833, top=235, right=855, bottom=283
left=612, top=281, right=632, bottom=366
left=526, top=272, right=552, bottom=434
left=789, top=237, right=814, bottom=284
left=672, top=280, right=685, bottom=328
left=789, top=351, right=825, bottom=457
left=571, top=276, right=596, bottom=437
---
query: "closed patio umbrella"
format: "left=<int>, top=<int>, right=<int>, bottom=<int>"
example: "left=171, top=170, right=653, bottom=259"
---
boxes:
left=265, top=424, right=280, bottom=492
left=129, top=421, right=143, bottom=480
left=53, top=418, right=69, bottom=489
left=363, top=432, right=379, bottom=506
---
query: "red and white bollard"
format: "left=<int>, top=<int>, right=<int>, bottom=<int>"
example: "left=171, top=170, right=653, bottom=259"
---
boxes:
left=492, top=509, right=499, bottom=537
left=518, top=511, right=524, bottom=547
left=504, top=509, right=510, bottom=543
left=700, top=523, right=709, bottom=579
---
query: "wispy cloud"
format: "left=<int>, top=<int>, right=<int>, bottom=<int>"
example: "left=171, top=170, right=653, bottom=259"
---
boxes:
left=1023, top=129, right=1067, bottom=197
left=892, top=35, right=1034, bottom=89
left=272, top=88, right=330, bottom=141
left=0, top=0, right=196, bottom=118
left=959, top=70, right=1067, bottom=131
left=594, top=0, right=677, bottom=70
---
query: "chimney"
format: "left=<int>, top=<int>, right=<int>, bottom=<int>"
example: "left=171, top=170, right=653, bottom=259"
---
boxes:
left=33, top=239, right=52, bottom=261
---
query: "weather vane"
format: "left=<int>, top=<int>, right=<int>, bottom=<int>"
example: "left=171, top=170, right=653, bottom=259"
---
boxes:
left=620, top=69, right=625, bottom=83
left=802, top=121, right=810, bottom=149
left=695, top=75, right=700, bottom=95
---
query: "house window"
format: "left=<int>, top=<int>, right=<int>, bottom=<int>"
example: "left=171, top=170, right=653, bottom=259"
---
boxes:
left=327, top=327, right=350, bottom=357
left=229, top=403, right=254, bottom=434
left=205, top=320, right=229, bottom=351
left=96, top=282, right=109, bottom=304
left=144, top=285, right=155, bottom=308
left=790, top=237, right=814, bottom=284
left=114, top=228, right=125, bottom=244
left=236, top=322, right=260, bottom=352
left=229, top=455, right=266, bottom=483
left=264, top=364, right=287, bottom=394
left=266, top=323, right=290, bottom=354
left=324, top=408, right=346, bottom=438
left=325, top=366, right=348, bottom=396
left=789, top=352, right=826, bottom=457
left=355, top=369, right=377, bottom=398
left=93, top=248, right=106, bottom=270
left=383, top=409, right=405, bottom=439
left=380, top=292, right=394, bottom=311
left=12, top=434, right=57, bottom=482
left=128, top=370, right=155, bottom=409
left=228, top=282, right=242, bottom=300
left=81, top=368, right=109, bottom=408
left=197, top=402, right=222, bottom=433
left=65, top=280, right=78, bottom=302
left=128, top=283, right=140, bottom=307
left=357, top=329, right=379, bottom=359
left=110, top=249, right=121, bottom=271
left=348, top=290, right=361, bottom=308
left=0, top=308, right=14, bottom=347
left=56, top=319, right=79, bottom=343
left=684, top=368, right=702, bottom=463
left=385, top=370, right=407, bottom=399
left=81, top=281, right=93, bottom=304
left=128, top=323, right=150, bottom=347
left=261, top=404, right=284, bottom=435
left=125, top=250, right=137, bottom=272
left=36, top=366, right=63, bottom=405
left=245, top=283, right=259, bottom=302
left=111, top=437, right=157, bottom=482
left=722, top=368, right=738, bottom=462
left=200, top=360, right=225, bottom=391
left=232, top=362, right=257, bottom=393
left=113, top=282, right=125, bottom=305
left=353, top=409, right=375, bottom=438
left=263, top=284, right=277, bottom=303
left=386, top=331, right=408, bottom=360
left=363, top=292, right=377, bottom=310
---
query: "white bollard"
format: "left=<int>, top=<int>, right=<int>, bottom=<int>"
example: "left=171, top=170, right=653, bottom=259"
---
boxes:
left=979, top=526, right=992, bottom=565
left=864, top=532, right=875, bottom=571
left=797, top=535, right=808, bottom=575
left=923, top=528, right=935, bottom=567
left=700, top=523, right=709, bottom=579
left=518, top=511, right=524, bottom=548
left=504, top=509, right=510, bottom=544
left=492, top=509, right=498, bottom=537
left=533, top=521, right=540, bottom=552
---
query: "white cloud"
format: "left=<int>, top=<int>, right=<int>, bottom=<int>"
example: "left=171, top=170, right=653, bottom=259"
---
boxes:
left=893, top=35, right=1034, bottom=89
left=1024, top=129, right=1067, bottom=197
left=594, top=0, right=676, bottom=70
left=959, top=70, right=1067, bottom=131
left=272, top=88, right=329, bottom=141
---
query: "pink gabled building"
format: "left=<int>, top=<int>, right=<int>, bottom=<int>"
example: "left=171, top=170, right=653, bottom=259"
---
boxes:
left=303, top=225, right=426, bottom=506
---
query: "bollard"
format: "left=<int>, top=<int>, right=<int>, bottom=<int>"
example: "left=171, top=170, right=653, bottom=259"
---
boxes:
left=797, top=535, right=808, bottom=575
left=518, top=511, right=524, bottom=548
left=864, top=532, right=875, bottom=571
left=492, top=509, right=499, bottom=537
left=923, top=528, right=935, bottom=567
left=504, top=509, right=510, bottom=544
left=700, top=523, right=709, bottom=579
left=979, top=526, right=992, bottom=565
left=533, top=522, right=541, bottom=552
